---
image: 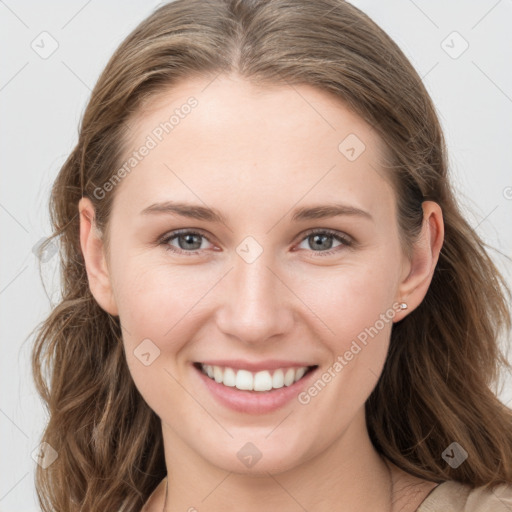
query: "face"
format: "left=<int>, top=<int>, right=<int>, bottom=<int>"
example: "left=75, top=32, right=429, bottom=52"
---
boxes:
left=86, top=74, right=416, bottom=476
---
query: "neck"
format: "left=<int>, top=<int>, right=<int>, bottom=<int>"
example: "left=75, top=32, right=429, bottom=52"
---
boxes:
left=160, top=411, right=394, bottom=512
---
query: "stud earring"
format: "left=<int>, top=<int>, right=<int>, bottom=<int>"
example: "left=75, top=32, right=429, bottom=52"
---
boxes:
left=399, top=302, right=408, bottom=310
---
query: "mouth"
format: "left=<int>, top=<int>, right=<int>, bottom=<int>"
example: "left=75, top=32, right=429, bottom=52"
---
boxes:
left=193, top=362, right=318, bottom=393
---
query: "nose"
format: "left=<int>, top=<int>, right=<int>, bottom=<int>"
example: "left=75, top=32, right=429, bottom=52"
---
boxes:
left=215, top=246, right=295, bottom=346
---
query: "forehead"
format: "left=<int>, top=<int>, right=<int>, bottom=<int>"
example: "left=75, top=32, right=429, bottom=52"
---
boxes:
left=113, top=74, right=394, bottom=222
left=128, top=74, right=384, bottom=153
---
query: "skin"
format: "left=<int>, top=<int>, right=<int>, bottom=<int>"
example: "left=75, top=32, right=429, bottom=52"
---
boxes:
left=79, top=74, right=444, bottom=511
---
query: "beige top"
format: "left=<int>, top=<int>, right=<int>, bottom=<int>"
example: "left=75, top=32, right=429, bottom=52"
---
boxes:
left=417, top=480, right=512, bottom=511
left=143, top=477, right=512, bottom=511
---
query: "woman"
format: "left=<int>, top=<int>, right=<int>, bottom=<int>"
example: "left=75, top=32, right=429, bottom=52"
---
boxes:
left=32, top=0, right=512, bottom=510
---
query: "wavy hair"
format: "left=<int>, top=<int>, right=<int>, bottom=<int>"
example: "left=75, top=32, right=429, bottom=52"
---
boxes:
left=32, top=0, right=512, bottom=510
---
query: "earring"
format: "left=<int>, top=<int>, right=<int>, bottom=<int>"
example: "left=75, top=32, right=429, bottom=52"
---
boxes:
left=399, top=302, right=408, bottom=310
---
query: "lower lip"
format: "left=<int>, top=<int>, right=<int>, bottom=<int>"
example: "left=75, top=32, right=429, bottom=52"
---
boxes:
left=194, top=364, right=318, bottom=414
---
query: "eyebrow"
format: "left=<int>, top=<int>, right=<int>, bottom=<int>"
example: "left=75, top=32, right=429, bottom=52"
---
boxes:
left=140, top=201, right=373, bottom=223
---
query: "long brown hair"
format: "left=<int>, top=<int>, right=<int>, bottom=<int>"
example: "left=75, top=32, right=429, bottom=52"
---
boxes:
left=32, top=0, right=512, bottom=510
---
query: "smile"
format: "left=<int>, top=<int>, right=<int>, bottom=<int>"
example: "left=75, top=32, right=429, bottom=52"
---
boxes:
left=194, top=362, right=317, bottom=392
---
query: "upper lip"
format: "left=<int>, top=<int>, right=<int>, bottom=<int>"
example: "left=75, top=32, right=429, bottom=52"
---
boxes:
left=196, top=359, right=317, bottom=372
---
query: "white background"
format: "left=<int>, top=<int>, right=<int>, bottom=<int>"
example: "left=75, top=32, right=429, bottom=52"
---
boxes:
left=1, top=1, right=511, bottom=510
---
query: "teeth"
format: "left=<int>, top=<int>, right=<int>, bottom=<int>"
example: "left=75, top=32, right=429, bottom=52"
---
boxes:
left=253, top=371, right=272, bottom=391
left=295, top=367, right=306, bottom=381
left=199, top=364, right=311, bottom=392
left=213, top=366, right=223, bottom=383
left=284, top=368, right=295, bottom=386
left=272, top=369, right=284, bottom=389
left=223, top=367, right=236, bottom=387
left=236, top=369, right=254, bottom=390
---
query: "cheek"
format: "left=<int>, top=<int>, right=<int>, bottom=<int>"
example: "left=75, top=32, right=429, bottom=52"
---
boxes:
left=295, top=267, right=397, bottom=433
left=111, top=257, right=222, bottom=404
left=297, top=259, right=399, bottom=349
left=114, top=260, right=214, bottom=413
left=113, top=256, right=213, bottom=338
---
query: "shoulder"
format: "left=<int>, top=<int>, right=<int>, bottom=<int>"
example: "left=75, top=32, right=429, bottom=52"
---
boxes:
left=417, top=480, right=512, bottom=512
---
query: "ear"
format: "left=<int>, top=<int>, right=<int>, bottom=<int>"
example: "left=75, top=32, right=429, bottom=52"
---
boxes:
left=393, top=201, right=444, bottom=322
left=78, top=197, right=118, bottom=316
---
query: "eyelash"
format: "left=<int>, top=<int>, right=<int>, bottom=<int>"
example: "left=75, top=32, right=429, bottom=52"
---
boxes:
left=158, top=228, right=353, bottom=257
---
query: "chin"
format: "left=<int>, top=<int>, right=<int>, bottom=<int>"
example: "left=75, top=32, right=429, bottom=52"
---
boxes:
left=198, top=435, right=311, bottom=476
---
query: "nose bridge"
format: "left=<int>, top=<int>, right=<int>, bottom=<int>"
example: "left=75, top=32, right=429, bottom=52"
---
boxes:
left=215, top=237, right=293, bottom=343
left=235, top=249, right=277, bottom=306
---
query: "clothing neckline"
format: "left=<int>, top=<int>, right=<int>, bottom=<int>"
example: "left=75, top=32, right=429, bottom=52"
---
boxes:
left=146, top=476, right=452, bottom=511
left=415, top=481, right=450, bottom=509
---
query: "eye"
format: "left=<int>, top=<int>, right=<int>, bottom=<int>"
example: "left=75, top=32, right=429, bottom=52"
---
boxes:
left=160, top=229, right=214, bottom=255
left=295, top=229, right=353, bottom=256
left=158, top=228, right=353, bottom=257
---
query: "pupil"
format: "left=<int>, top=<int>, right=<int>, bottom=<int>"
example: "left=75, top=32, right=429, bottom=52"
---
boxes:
left=312, top=234, right=332, bottom=250
left=180, top=234, right=201, bottom=250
